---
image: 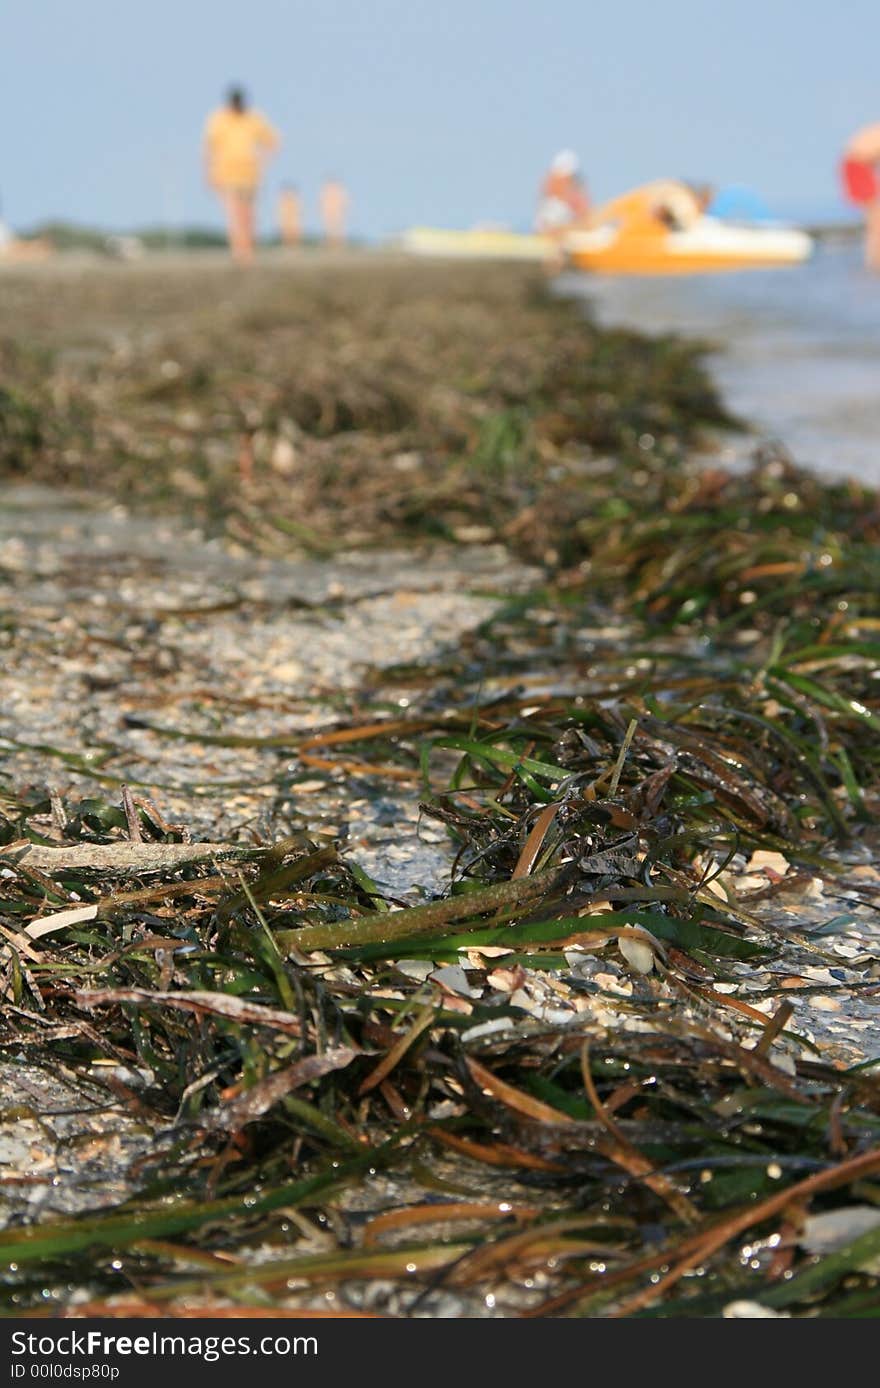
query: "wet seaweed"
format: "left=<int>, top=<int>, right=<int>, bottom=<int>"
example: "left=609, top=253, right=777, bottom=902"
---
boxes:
left=0, top=258, right=879, bottom=1318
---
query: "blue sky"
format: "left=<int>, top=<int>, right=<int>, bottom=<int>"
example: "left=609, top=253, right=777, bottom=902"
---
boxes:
left=3, top=0, right=877, bottom=236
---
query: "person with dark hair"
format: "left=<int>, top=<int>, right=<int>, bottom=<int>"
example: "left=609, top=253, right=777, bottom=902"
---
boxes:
left=203, top=86, right=280, bottom=263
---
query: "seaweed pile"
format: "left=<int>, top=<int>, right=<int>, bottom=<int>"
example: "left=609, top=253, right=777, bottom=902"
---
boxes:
left=1, top=258, right=880, bottom=1318
left=0, top=258, right=732, bottom=562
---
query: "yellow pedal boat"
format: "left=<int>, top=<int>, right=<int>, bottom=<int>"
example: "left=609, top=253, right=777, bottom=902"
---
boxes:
left=399, top=181, right=813, bottom=275
left=565, top=217, right=812, bottom=275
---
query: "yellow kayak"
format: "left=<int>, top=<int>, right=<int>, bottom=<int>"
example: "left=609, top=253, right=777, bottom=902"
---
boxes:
left=396, top=226, right=551, bottom=262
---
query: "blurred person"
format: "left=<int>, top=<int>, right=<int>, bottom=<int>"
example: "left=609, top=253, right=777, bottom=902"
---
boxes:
left=0, top=239, right=53, bottom=263
left=277, top=183, right=302, bottom=246
left=535, top=150, right=591, bottom=236
left=319, top=179, right=349, bottom=247
left=654, top=181, right=714, bottom=229
left=0, top=199, right=52, bottom=262
left=595, top=180, right=712, bottom=232
left=203, top=86, right=280, bottom=264
left=841, top=123, right=880, bottom=271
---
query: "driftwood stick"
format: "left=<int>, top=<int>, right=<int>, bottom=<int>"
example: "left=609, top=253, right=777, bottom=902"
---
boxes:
left=2, top=841, right=265, bottom=878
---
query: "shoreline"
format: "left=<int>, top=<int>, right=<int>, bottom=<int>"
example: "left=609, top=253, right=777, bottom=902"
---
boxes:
left=1, top=257, right=879, bottom=1318
left=574, top=241, right=880, bottom=488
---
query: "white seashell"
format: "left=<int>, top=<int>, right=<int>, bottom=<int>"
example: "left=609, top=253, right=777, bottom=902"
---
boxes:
left=618, top=933, right=655, bottom=974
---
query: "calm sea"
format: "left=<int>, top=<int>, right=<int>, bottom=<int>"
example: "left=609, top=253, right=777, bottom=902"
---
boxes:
left=564, top=240, right=880, bottom=486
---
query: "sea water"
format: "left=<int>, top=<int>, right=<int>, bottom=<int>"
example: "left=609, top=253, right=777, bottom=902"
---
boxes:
left=563, top=240, right=880, bottom=485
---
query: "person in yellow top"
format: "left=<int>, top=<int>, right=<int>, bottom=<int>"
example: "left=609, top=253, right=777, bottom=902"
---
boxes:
left=203, top=87, right=280, bottom=263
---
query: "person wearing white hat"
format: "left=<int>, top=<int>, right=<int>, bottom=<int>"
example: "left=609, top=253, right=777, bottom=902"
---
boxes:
left=536, top=150, right=590, bottom=237
left=552, top=149, right=579, bottom=176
